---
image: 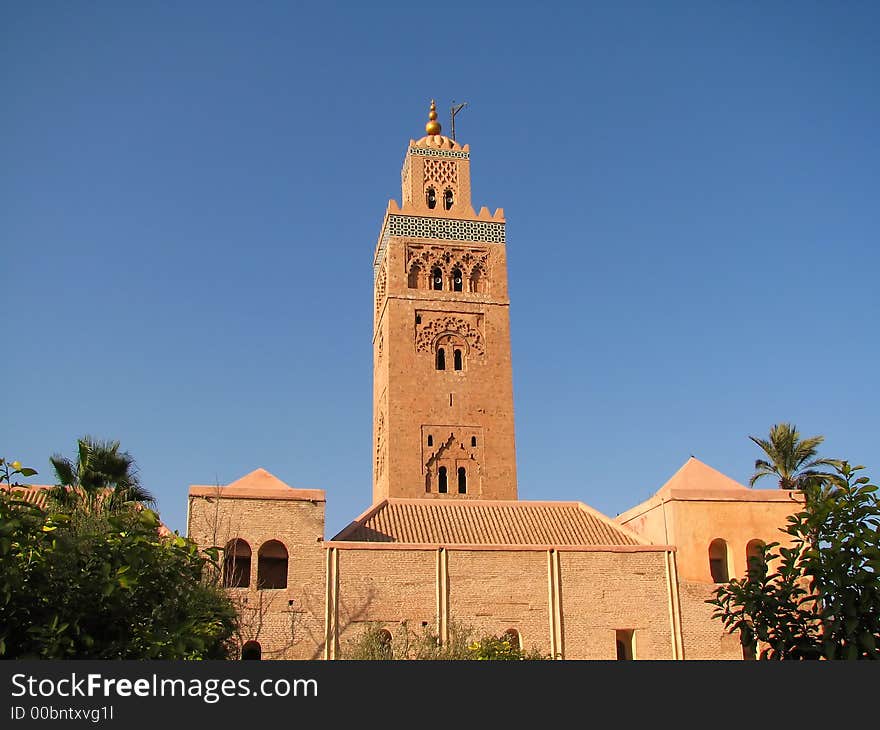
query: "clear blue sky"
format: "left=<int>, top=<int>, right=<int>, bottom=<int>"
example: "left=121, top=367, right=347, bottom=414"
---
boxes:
left=2, top=1, right=877, bottom=539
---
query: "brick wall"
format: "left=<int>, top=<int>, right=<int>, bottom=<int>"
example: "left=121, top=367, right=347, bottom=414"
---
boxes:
left=335, top=548, right=437, bottom=657
left=559, top=551, right=673, bottom=659
left=447, top=550, right=549, bottom=655
left=187, top=494, right=326, bottom=659
left=677, top=581, right=742, bottom=659
left=329, top=545, right=676, bottom=660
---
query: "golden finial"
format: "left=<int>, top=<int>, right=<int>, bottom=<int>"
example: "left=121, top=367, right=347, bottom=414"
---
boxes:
left=425, top=99, right=441, bottom=135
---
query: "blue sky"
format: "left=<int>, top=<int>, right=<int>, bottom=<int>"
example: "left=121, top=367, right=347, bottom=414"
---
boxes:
left=2, top=1, right=877, bottom=539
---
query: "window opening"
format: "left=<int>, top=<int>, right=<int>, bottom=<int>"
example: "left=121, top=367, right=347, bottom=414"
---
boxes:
left=257, top=540, right=288, bottom=590
left=241, top=641, right=261, bottom=660
left=223, top=539, right=251, bottom=588
left=615, top=630, right=634, bottom=660
left=709, top=539, right=730, bottom=583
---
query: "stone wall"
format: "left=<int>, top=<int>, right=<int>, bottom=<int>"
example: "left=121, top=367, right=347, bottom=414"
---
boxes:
left=187, top=493, right=326, bottom=659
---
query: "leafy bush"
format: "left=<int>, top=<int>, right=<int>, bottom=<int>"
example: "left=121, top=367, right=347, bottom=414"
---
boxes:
left=0, top=457, right=237, bottom=659
left=709, top=462, right=880, bottom=660
left=341, top=619, right=549, bottom=660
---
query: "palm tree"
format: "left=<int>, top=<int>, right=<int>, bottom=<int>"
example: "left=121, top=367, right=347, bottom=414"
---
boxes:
left=749, top=423, right=841, bottom=490
left=49, top=436, right=154, bottom=512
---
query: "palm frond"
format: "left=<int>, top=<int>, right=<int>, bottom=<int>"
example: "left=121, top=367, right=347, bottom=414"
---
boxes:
left=49, top=455, right=77, bottom=487
left=749, top=423, right=834, bottom=491
left=50, top=436, right=150, bottom=513
left=749, top=459, right=779, bottom=486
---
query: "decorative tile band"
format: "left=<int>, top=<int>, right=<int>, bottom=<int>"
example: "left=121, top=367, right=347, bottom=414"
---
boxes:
left=387, top=215, right=505, bottom=243
left=375, top=215, right=505, bottom=274
left=408, top=147, right=470, bottom=160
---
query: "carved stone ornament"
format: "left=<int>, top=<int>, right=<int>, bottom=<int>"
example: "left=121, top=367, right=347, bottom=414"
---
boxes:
left=406, top=245, right=488, bottom=277
left=416, top=315, right=484, bottom=355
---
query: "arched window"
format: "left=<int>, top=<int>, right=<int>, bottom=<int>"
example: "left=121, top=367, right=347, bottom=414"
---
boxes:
left=443, top=188, right=454, bottom=210
left=453, top=349, right=463, bottom=371
left=431, top=267, right=443, bottom=291
left=241, top=641, right=261, bottom=660
left=709, top=538, right=730, bottom=583
left=501, top=629, right=521, bottom=651
left=426, top=187, right=437, bottom=209
left=436, top=348, right=446, bottom=370
left=469, top=267, right=484, bottom=294
left=257, top=540, right=288, bottom=590
left=427, top=435, right=433, bottom=447
left=746, top=539, right=765, bottom=574
left=438, top=466, right=448, bottom=493
left=457, top=466, right=467, bottom=494
left=471, top=436, right=477, bottom=447
left=222, top=539, right=251, bottom=588
left=408, top=263, right=422, bottom=289
left=452, top=268, right=463, bottom=292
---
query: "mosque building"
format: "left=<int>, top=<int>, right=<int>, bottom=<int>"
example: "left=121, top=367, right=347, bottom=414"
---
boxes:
left=186, top=103, right=801, bottom=660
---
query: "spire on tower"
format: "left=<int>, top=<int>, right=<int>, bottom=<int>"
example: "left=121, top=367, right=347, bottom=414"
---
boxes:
left=425, top=99, right=441, bottom=135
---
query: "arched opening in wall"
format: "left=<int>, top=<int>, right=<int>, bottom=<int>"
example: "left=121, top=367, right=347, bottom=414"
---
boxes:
left=501, top=629, right=521, bottom=651
left=452, top=268, right=463, bottom=292
left=471, top=436, right=477, bottom=447
left=709, top=538, right=730, bottom=583
left=457, top=466, right=467, bottom=494
left=436, top=348, right=446, bottom=370
left=257, top=540, right=288, bottom=590
left=438, top=466, right=448, bottom=493
left=426, top=187, right=437, bottom=209
left=453, top=349, right=463, bottom=371
left=745, top=539, right=765, bottom=575
left=408, top=263, right=423, bottom=289
left=443, top=188, right=454, bottom=210
left=427, top=435, right=433, bottom=447
left=222, top=539, right=251, bottom=588
left=241, top=641, right=261, bottom=660
left=376, top=629, right=393, bottom=659
left=615, top=629, right=634, bottom=660
left=469, top=267, right=485, bottom=294
left=431, top=267, right=443, bottom=290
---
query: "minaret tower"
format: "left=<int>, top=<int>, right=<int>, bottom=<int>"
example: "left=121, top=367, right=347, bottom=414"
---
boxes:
left=372, top=101, right=517, bottom=503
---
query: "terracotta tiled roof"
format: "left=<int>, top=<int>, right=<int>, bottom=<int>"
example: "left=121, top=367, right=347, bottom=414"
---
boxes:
left=332, top=498, right=645, bottom=546
left=3, top=484, right=52, bottom=509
